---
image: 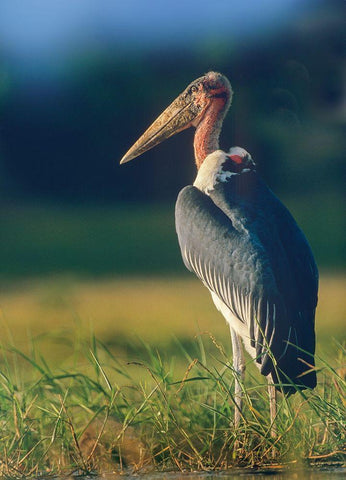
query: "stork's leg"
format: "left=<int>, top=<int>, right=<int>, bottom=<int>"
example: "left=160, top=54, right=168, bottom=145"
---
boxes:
left=268, top=380, right=277, bottom=438
left=230, top=328, right=245, bottom=428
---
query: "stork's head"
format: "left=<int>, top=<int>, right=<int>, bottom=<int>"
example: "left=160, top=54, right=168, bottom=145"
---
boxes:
left=120, top=72, right=233, bottom=165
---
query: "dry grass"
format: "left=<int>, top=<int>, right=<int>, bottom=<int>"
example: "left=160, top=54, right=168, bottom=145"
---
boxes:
left=1, top=272, right=345, bottom=350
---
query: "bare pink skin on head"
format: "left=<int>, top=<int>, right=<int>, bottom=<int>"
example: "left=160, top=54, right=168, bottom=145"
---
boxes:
left=190, top=72, right=233, bottom=169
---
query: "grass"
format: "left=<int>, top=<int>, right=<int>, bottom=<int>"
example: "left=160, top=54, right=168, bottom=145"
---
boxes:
left=0, top=273, right=344, bottom=362
left=0, top=330, right=344, bottom=476
left=0, top=274, right=345, bottom=475
left=0, top=198, right=344, bottom=474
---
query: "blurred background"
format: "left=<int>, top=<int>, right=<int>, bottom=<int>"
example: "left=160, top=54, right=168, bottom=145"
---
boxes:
left=0, top=0, right=344, bottom=361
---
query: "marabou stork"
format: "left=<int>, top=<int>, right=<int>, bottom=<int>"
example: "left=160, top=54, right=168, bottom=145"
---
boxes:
left=120, top=72, right=318, bottom=428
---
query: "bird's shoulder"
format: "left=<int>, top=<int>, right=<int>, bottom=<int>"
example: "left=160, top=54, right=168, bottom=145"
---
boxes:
left=176, top=147, right=318, bottom=312
left=205, top=152, right=318, bottom=301
left=175, top=183, right=277, bottom=295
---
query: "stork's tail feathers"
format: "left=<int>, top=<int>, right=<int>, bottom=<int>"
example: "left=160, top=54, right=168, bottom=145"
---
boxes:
left=260, top=336, right=317, bottom=394
left=270, top=353, right=317, bottom=394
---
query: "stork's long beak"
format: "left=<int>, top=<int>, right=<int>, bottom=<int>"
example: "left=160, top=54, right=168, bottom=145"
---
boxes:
left=120, top=91, right=198, bottom=164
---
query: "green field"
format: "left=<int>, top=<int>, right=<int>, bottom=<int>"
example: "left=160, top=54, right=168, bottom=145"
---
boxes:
left=0, top=274, right=344, bottom=475
left=0, top=203, right=344, bottom=475
left=0, top=192, right=344, bottom=279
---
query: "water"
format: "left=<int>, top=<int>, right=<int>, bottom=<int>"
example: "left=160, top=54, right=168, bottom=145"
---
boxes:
left=86, top=465, right=344, bottom=479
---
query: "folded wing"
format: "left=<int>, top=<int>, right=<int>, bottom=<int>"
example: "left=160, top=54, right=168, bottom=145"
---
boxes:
left=175, top=178, right=317, bottom=391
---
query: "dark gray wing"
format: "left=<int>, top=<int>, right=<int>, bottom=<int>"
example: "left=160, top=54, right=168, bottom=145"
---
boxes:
left=210, top=174, right=318, bottom=381
left=263, top=186, right=318, bottom=386
left=175, top=179, right=317, bottom=390
left=175, top=184, right=287, bottom=377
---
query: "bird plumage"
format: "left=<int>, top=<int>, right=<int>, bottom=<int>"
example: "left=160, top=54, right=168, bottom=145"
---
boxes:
left=175, top=148, right=318, bottom=392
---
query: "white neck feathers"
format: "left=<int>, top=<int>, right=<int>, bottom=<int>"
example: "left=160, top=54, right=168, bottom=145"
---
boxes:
left=193, top=147, right=253, bottom=195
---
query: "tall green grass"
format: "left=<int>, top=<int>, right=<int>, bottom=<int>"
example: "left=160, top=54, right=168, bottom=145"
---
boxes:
left=0, top=331, right=344, bottom=476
